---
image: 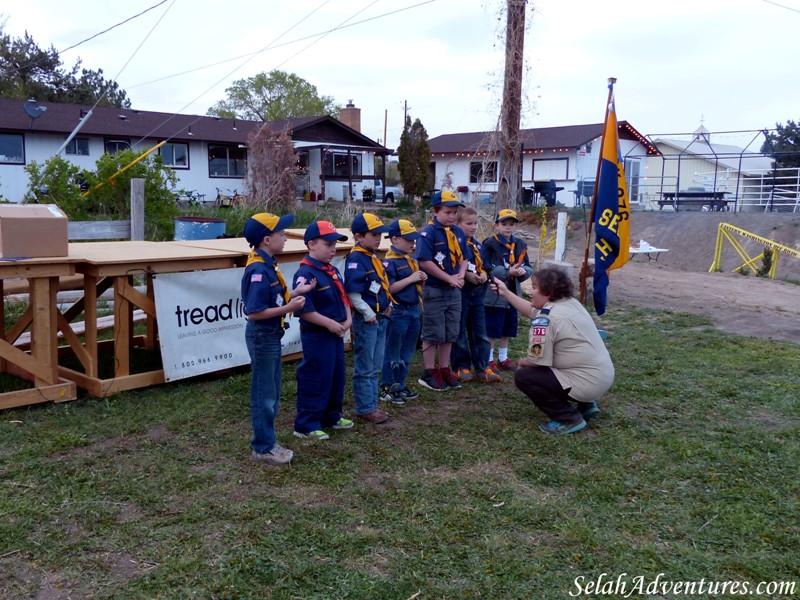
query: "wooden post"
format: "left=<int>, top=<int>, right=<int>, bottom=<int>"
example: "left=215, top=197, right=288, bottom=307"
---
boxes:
left=130, top=178, right=145, bottom=241
left=554, top=211, right=567, bottom=262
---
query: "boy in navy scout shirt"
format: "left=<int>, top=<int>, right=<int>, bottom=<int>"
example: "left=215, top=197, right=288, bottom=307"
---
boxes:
left=242, top=212, right=315, bottom=465
left=416, top=191, right=468, bottom=391
left=380, top=219, right=428, bottom=404
left=292, top=221, right=354, bottom=441
left=482, top=208, right=534, bottom=372
left=451, top=206, right=502, bottom=384
left=345, top=213, right=394, bottom=424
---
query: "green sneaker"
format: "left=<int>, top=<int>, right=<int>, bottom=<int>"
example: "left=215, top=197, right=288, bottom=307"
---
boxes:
left=293, top=430, right=330, bottom=441
left=332, top=418, right=354, bottom=430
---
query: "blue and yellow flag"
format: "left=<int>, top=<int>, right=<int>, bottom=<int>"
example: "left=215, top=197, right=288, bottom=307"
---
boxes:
left=593, top=91, right=630, bottom=316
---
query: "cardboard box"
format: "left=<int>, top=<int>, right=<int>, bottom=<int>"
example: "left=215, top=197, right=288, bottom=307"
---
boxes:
left=0, top=204, right=68, bottom=259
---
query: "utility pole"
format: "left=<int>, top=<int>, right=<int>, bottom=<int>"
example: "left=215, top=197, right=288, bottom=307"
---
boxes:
left=497, top=0, right=526, bottom=210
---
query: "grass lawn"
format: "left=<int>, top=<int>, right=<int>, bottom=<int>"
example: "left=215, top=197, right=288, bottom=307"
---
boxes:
left=1, top=306, right=798, bottom=598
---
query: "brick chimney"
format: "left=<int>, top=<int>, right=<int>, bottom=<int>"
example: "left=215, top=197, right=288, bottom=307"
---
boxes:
left=339, top=99, right=361, bottom=132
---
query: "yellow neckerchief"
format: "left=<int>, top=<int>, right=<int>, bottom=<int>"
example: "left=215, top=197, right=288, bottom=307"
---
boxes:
left=467, top=238, right=485, bottom=275
left=246, top=248, right=290, bottom=326
left=351, top=244, right=396, bottom=308
left=493, top=233, right=516, bottom=265
left=428, top=218, right=464, bottom=268
left=385, top=246, right=422, bottom=304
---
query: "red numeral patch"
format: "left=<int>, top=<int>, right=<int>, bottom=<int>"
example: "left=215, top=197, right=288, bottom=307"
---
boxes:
left=532, top=327, right=547, bottom=336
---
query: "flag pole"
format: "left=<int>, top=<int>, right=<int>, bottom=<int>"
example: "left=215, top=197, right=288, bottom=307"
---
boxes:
left=580, top=77, right=617, bottom=305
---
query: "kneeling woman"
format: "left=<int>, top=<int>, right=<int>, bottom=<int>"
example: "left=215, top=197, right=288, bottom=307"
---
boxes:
left=491, top=268, right=614, bottom=434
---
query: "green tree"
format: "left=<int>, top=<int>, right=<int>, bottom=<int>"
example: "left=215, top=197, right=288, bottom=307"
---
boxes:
left=761, top=120, right=800, bottom=169
left=0, top=25, right=130, bottom=107
left=397, top=116, right=431, bottom=198
left=207, top=70, right=339, bottom=121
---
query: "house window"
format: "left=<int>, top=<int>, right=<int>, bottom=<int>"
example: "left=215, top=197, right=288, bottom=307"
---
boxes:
left=160, top=142, right=189, bottom=169
left=532, top=158, right=568, bottom=180
left=208, top=144, right=247, bottom=177
left=0, top=133, right=25, bottom=164
left=105, top=139, right=131, bottom=154
left=324, top=152, right=361, bottom=177
left=469, top=160, right=497, bottom=184
left=65, top=137, right=90, bottom=156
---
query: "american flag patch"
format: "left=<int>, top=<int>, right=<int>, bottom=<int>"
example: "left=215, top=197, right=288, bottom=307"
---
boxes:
left=347, top=262, right=358, bottom=269
left=420, top=231, right=428, bottom=237
left=250, top=273, right=263, bottom=282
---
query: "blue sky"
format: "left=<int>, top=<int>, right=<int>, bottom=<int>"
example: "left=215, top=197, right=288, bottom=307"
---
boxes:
left=3, top=0, right=798, bottom=149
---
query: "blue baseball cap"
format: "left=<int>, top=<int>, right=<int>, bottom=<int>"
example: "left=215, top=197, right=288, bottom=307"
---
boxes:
left=243, top=213, right=294, bottom=246
left=351, top=212, right=389, bottom=235
left=386, top=219, right=420, bottom=241
left=431, top=190, right=464, bottom=207
left=303, top=220, right=349, bottom=244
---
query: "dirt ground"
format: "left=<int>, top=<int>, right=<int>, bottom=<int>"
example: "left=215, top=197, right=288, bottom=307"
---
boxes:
left=539, top=210, right=800, bottom=344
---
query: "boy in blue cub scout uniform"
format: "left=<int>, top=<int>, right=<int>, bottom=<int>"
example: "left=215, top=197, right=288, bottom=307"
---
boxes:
left=380, top=219, right=428, bottom=404
left=450, top=206, right=502, bottom=384
left=241, top=212, right=315, bottom=465
left=482, top=208, right=534, bottom=372
left=292, top=221, right=354, bottom=441
left=345, top=213, right=394, bottom=424
left=416, top=190, right=469, bottom=391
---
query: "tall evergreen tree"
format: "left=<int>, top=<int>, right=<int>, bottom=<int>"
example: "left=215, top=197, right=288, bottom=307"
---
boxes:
left=0, top=26, right=130, bottom=107
left=397, top=116, right=431, bottom=199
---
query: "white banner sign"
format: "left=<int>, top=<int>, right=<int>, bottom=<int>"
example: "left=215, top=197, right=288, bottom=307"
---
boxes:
left=152, top=257, right=345, bottom=381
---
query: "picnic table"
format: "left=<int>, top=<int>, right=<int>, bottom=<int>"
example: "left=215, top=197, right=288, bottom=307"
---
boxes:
left=658, top=191, right=730, bottom=211
left=629, top=241, right=669, bottom=262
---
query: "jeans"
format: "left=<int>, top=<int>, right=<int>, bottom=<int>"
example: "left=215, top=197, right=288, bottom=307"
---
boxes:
left=245, top=319, right=284, bottom=453
left=514, top=366, right=583, bottom=425
left=352, top=313, right=388, bottom=415
left=451, top=284, right=490, bottom=372
left=381, top=305, right=421, bottom=391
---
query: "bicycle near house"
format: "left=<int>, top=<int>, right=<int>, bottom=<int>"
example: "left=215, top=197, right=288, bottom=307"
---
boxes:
left=215, top=188, right=243, bottom=208
left=175, top=190, right=206, bottom=208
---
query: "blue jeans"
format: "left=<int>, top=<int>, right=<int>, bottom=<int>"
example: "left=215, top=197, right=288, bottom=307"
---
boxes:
left=352, top=313, right=388, bottom=415
left=245, top=319, right=284, bottom=454
left=381, top=304, right=421, bottom=391
left=451, top=284, right=490, bottom=373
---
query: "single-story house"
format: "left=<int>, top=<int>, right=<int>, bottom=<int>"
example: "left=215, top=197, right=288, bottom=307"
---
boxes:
left=0, top=97, right=391, bottom=203
left=427, top=122, right=660, bottom=207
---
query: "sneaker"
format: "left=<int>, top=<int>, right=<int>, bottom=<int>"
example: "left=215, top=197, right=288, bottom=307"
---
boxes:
left=357, top=408, right=389, bottom=424
left=396, top=386, right=419, bottom=401
left=251, top=444, right=294, bottom=465
left=538, top=419, right=587, bottom=435
left=418, top=368, right=447, bottom=391
left=332, top=418, right=354, bottom=429
left=440, top=367, right=461, bottom=389
left=379, top=387, right=396, bottom=403
left=455, top=368, right=475, bottom=382
left=488, top=360, right=500, bottom=373
left=578, top=401, right=601, bottom=420
left=476, top=368, right=502, bottom=383
left=293, top=429, right=330, bottom=441
left=497, top=358, right=518, bottom=371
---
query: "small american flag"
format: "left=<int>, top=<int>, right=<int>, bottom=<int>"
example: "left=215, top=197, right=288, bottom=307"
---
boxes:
left=250, top=273, right=263, bottom=282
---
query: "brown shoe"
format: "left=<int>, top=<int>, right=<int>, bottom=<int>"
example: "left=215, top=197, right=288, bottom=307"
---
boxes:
left=357, top=408, right=389, bottom=424
left=498, top=358, right=518, bottom=371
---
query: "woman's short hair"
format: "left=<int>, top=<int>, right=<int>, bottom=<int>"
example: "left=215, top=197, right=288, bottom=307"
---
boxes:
left=533, top=268, right=574, bottom=301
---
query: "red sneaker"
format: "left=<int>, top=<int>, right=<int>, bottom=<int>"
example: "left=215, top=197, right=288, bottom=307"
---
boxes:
left=439, top=367, right=462, bottom=389
left=498, top=358, right=518, bottom=371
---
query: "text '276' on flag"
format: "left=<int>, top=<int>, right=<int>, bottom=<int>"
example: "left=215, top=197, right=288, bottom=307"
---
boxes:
left=593, top=91, right=630, bottom=316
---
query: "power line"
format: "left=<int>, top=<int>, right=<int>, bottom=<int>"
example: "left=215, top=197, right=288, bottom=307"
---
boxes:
left=761, top=0, right=800, bottom=14
left=59, top=1, right=170, bottom=55
left=125, top=0, right=437, bottom=91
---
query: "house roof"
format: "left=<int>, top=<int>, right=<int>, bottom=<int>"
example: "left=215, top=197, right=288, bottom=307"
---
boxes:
left=654, top=137, right=772, bottom=174
left=0, top=97, right=390, bottom=153
left=428, top=121, right=660, bottom=156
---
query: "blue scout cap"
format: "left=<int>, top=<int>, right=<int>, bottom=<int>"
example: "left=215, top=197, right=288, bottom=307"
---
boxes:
left=431, top=190, right=464, bottom=207
left=351, top=213, right=389, bottom=235
left=386, top=219, right=420, bottom=241
left=244, top=213, right=294, bottom=246
left=303, top=220, right=349, bottom=244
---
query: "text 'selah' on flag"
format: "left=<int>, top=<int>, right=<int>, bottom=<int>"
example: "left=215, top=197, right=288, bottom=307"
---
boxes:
left=593, top=89, right=631, bottom=316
